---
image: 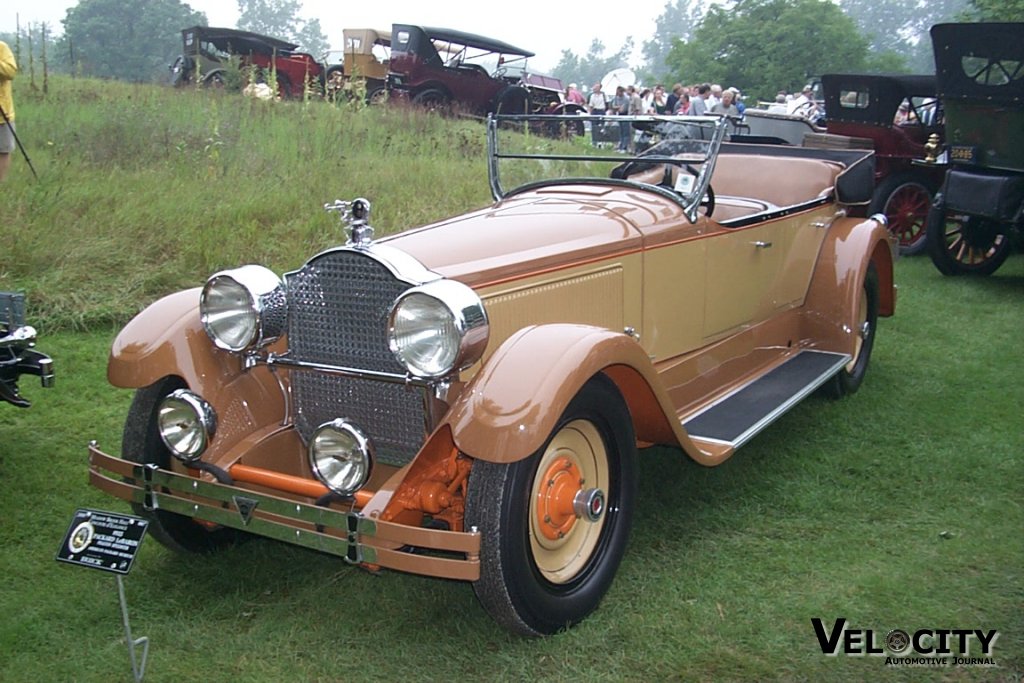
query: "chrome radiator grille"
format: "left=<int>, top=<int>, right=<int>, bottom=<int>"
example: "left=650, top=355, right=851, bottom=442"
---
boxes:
left=285, top=250, right=426, bottom=466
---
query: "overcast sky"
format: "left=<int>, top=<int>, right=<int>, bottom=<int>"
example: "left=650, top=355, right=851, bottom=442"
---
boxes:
left=2, top=0, right=678, bottom=72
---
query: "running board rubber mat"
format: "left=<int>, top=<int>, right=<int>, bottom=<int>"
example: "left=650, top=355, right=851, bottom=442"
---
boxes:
left=682, top=350, right=851, bottom=448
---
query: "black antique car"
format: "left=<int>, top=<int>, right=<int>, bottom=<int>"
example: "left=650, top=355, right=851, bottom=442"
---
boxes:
left=924, top=22, right=1023, bottom=276
left=1, top=292, right=54, bottom=407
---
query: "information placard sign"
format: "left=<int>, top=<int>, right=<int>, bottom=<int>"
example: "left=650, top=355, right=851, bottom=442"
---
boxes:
left=56, top=509, right=149, bottom=575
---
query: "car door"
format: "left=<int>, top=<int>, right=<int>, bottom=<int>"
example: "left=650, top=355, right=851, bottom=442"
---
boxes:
left=701, top=222, right=786, bottom=340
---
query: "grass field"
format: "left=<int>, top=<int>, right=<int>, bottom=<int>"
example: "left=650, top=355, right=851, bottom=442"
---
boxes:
left=1, top=77, right=1022, bottom=682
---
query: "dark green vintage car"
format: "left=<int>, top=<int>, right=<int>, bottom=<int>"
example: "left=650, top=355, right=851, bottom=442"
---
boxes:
left=925, top=22, right=1024, bottom=276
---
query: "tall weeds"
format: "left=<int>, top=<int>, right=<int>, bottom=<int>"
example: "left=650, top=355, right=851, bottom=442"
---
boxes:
left=1, top=76, right=491, bottom=330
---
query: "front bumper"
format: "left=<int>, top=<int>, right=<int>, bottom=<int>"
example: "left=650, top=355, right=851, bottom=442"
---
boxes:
left=88, top=444, right=481, bottom=581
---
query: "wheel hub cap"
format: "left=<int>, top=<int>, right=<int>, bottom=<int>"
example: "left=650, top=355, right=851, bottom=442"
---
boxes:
left=536, top=456, right=584, bottom=540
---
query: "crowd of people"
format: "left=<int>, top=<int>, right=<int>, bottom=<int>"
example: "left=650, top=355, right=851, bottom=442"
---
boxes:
left=560, top=80, right=820, bottom=152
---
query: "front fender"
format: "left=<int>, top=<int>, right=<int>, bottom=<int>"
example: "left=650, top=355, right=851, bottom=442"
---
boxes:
left=108, top=289, right=285, bottom=448
left=108, top=288, right=230, bottom=390
left=443, top=324, right=729, bottom=467
left=803, top=215, right=895, bottom=356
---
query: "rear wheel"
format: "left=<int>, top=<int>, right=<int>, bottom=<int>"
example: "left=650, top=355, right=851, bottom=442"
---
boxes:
left=823, top=262, right=878, bottom=399
left=494, top=86, right=531, bottom=116
left=203, top=71, right=227, bottom=89
left=122, top=376, right=239, bottom=553
left=367, top=85, right=388, bottom=105
left=465, top=375, right=637, bottom=635
left=412, top=88, right=450, bottom=113
left=869, top=174, right=933, bottom=255
left=926, top=196, right=1012, bottom=276
left=276, top=73, right=294, bottom=99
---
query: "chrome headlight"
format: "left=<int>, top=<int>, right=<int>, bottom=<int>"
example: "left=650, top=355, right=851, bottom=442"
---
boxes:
left=200, top=265, right=286, bottom=353
left=309, top=419, right=373, bottom=495
left=157, top=389, right=216, bottom=462
left=387, top=279, right=489, bottom=379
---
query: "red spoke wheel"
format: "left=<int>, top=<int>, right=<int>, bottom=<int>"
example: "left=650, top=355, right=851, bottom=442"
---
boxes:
left=869, top=174, right=933, bottom=256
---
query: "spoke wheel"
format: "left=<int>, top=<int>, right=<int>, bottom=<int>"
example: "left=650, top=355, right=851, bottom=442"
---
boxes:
left=870, top=174, right=933, bottom=255
left=927, top=198, right=1012, bottom=276
left=465, top=374, right=637, bottom=635
left=367, top=85, right=388, bottom=105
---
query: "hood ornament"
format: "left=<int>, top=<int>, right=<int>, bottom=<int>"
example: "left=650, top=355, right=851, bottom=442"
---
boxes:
left=325, top=198, right=374, bottom=246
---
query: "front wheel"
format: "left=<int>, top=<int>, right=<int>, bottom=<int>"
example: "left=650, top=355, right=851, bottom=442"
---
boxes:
left=465, top=374, right=637, bottom=636
left=926, top=196, right=1012, bottom=276
left=122, top=376, right=240, bottom=553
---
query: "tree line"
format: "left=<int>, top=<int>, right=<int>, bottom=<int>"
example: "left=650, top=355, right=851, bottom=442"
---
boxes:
left=553, top=0, right=1022, bottom=103
left=2, top=0, right=1021, bottom=101
left=1, top=0, right=327, bottom=84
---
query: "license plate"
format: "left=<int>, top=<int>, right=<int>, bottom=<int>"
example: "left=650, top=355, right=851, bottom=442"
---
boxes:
left=949, top=145, right=978, bottom=164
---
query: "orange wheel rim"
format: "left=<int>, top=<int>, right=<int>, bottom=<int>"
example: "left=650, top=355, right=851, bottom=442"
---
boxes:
left=529, top=420, right=609, bottom=584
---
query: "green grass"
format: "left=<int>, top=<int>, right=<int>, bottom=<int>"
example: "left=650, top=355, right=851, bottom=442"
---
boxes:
left=1, top=77, right=1022, bottom=681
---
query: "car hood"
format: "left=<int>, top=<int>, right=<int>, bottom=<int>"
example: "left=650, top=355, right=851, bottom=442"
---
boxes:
left=380, top=185, right=682, bottom=288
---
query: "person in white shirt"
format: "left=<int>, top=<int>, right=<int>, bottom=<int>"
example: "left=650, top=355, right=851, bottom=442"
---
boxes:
left=587, top=83, right=608, bottom=145
left=786, top=85, right=817, bottom=118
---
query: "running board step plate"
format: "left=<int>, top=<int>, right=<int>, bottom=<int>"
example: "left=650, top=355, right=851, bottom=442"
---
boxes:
left=682, top=350, right=850, bottom=448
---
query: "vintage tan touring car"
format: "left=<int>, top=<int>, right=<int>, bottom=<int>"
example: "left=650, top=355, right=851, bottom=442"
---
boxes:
left=89, top=114, right=895, bottom=636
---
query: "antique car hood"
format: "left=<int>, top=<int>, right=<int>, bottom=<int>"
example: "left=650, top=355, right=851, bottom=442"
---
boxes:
left=380, top=186, right=681, bottom=287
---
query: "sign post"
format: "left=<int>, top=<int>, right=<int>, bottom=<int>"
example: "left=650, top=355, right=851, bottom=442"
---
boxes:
left=56, top=508, right=150, bottom=682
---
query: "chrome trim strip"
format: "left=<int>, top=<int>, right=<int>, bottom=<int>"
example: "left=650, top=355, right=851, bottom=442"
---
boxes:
left=682, top=351, right=851, bottom=448
left=136, top=460, right=376, bottom=534
left=285, top=243, right=443, bottom=289
left=263, top=352, right=432, bottom=388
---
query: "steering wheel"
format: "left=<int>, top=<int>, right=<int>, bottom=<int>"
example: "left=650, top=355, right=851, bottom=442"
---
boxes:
left=493, top=66, right=507, bottom=78
left=676, top=164, right=715, bottom=217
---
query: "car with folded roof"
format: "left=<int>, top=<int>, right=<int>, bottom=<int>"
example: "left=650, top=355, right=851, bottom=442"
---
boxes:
left=88, top=112, right=895, bottom=636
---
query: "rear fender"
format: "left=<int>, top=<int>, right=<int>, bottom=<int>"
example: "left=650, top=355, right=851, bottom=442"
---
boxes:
left=443, top=324, right=728, bottom=467
left=803, top=215, right=895, bottom=356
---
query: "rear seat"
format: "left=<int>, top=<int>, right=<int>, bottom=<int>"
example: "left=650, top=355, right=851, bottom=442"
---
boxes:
left=710, top=154, right=844, bottom=207
left=621, top=153, right=845, bottom=216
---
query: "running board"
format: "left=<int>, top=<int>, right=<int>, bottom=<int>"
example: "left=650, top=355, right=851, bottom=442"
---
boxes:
left=682, top=350, right=850, bottom=449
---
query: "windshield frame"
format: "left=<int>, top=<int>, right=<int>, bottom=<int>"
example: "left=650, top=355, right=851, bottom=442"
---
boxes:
left=487, top=114, right=729, bottom=223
